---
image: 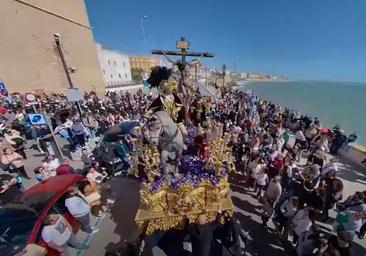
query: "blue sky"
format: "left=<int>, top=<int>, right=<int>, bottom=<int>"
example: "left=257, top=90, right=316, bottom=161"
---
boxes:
left=85, top=0, right=366, bottom=82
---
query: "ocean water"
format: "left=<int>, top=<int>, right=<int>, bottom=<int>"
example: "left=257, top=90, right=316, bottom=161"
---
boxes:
left=239, top=80, right=366, bottom=145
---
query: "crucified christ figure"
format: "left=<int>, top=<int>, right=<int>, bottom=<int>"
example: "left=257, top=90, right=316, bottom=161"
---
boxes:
left=161, top=51, right=202, bottom=122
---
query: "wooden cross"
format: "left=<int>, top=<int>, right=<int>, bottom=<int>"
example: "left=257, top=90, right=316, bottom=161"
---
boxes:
left=152, top=37, right=214, bottom=121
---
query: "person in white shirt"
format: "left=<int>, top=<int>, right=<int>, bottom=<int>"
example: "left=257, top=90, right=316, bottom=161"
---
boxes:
left=292, top=207, right=315, bottom=244
left=43, top=154, right=60, bottom=172
left=250, top=159, right=266, bottom=190
left=276, top=136, right=285, bottom=153
left=86, top=162, right=107, bottom=184
left=262, top=176, right=283, bottom=229
left=295, top=129, right=306, bottom=143
left=65, top=187, right=99, bottom=234
left=286, top=158, right=299, bottom=179
left=321, top=158, right=338, bottom=178
left=274, top=196, right=299, bottom=238
left=255, top=169, right=268, bottom=198
left=41, top=214, right=88, bottom=256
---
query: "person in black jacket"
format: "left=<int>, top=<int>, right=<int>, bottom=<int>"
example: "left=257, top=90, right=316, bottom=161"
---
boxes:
left=188, top=207, right=222, bottom=256
left=220, top=215, right=249, bottom=256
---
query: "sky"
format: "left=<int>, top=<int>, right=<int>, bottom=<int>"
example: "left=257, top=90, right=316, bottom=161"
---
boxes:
left=85, top=0, right=366, bottom=82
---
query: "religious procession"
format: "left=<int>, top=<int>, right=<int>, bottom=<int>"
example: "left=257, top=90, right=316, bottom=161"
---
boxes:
left=1, top=1, right=366, bottom=256
left=1, top=43, right=365, bottom=256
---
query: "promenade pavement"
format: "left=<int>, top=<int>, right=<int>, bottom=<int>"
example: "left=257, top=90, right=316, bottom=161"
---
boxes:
left=20, top=140, right=366, bottom=256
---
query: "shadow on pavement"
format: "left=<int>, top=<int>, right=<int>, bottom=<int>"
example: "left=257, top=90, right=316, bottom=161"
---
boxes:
left=231, top=196, right=261, bottom=216
left=104, top=176, right=141, bottom=253
left=336, top=159, right=366, bottom=185
left=236, top=212, right=289, bottom=256
left=156, top=229, right=190, bottom=256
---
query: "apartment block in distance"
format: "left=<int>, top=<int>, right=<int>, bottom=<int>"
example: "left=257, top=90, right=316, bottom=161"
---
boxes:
left=129, top=56, right=158, bottom=74
left=96, top=43, right=132, bottom=88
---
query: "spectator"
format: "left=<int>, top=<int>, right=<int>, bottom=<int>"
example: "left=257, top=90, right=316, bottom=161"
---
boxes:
left=65, top=187, right=99, bottom=234
left=82, top=112, right=99, bottom=139
left=41, top=214, right=89, bottom=255
left=34, top=166, right=54, bottom=182
left=1, top=147, right=30, bottom=179
left=78, top=179, right=103, bottom=217
left=42, top=154, right=60, bottom=172
left=292, top=207, right=316, bottom=244
left=261, top=176, right=282, bottom=229
left=0, top=172, right=22, bottom=207
left=71, top=118, right=86, bottom=147
left=54, top=124, right=76, bottom=152
left=321, top=158, right=338, bottom=178
left=86, top=161, right=107, bottom=184
left=4, top=129, right=27, bottom=159
left=81, top=148, right=93, bottom=171
left=320, top=231, right=352, bottom=256
left=0, top=135, right=12, bottom=158
left=274, top=196, right=299, bottom=238
left=322, top=171, right=343, bottom=221
left=55, top=159, right=76, bottom=175
left=255, top=168, right=268, bottom=198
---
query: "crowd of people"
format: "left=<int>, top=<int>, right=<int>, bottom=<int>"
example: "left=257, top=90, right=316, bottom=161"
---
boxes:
left=213, top=90, right=365, bottom=255
left=0, top=91, right=146, bottom=256
left=0, top=85, right=365, bottom=256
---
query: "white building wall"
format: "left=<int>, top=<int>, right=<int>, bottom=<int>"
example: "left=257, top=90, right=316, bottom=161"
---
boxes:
left=158, top=57, right=173, bottom=68
left=96, top=43, right=132, bottom=87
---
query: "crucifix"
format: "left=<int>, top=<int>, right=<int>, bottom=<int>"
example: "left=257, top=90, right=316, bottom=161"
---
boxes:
left=152, top=37, right=214, bottom=121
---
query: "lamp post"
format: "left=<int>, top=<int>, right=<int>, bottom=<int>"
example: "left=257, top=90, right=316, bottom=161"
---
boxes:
left=53, top=34, right=83, bottom=121
left=222, top=64, right=226, bottom=88
left=54, top=34, right=74, bottom=89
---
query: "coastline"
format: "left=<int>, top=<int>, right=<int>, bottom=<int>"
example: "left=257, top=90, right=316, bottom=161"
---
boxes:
left=235, top=79, right=291, bottom=87
left=233, top=81, right=366, bottom=169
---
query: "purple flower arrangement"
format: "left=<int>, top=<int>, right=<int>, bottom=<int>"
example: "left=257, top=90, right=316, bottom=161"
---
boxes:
left=148, top=176, right=165, bottom=192
left=147, top=154, right=229, bottom=192
left=184, top=126, right=197, bottom=146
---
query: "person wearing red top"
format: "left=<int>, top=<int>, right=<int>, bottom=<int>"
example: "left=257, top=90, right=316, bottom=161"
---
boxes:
left=274, top=155, right=285, bottom=171
left=56, top=159, right=77, bottom=175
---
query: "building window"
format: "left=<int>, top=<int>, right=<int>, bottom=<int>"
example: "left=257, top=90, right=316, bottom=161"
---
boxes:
left=114, top=60, right=117, bottom=66
left=103, top=69, right=105, bottom=74
left=123, top=62, right=126, bottom=68
left=125, top=73, right=128, bottom=79
left=108, top=60, right=111, bottom=65
left=119, top=73, right=122, bottom=78
left=111, top=74, right=113, bottom=79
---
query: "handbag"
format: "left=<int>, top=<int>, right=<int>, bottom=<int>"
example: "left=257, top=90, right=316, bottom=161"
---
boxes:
left=85, top=191, right=101, bottom=204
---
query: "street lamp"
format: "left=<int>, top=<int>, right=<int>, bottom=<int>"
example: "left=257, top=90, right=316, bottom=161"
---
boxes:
left=140, top=15, right=148, bottom=45
left=222, top=64, right=226, bottom=87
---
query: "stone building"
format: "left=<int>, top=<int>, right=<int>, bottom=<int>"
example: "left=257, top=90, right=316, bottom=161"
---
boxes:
left=0, top=0, right=105, bottom=94
left=129, top=56, right=158, bottom=74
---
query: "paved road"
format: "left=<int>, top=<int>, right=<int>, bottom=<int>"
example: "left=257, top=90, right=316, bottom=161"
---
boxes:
left=82, top=157, right=366, bottom=256
left=19, top=140, right=366, bottom=256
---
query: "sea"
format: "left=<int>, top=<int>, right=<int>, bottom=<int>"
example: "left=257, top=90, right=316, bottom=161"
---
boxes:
left=238, top=80, right=366, bottom=145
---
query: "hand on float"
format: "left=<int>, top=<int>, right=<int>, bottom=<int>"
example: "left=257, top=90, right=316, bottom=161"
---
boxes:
left=218, top=202, right=223, bottom=213
left=139, top=240, right=145, bottom=253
